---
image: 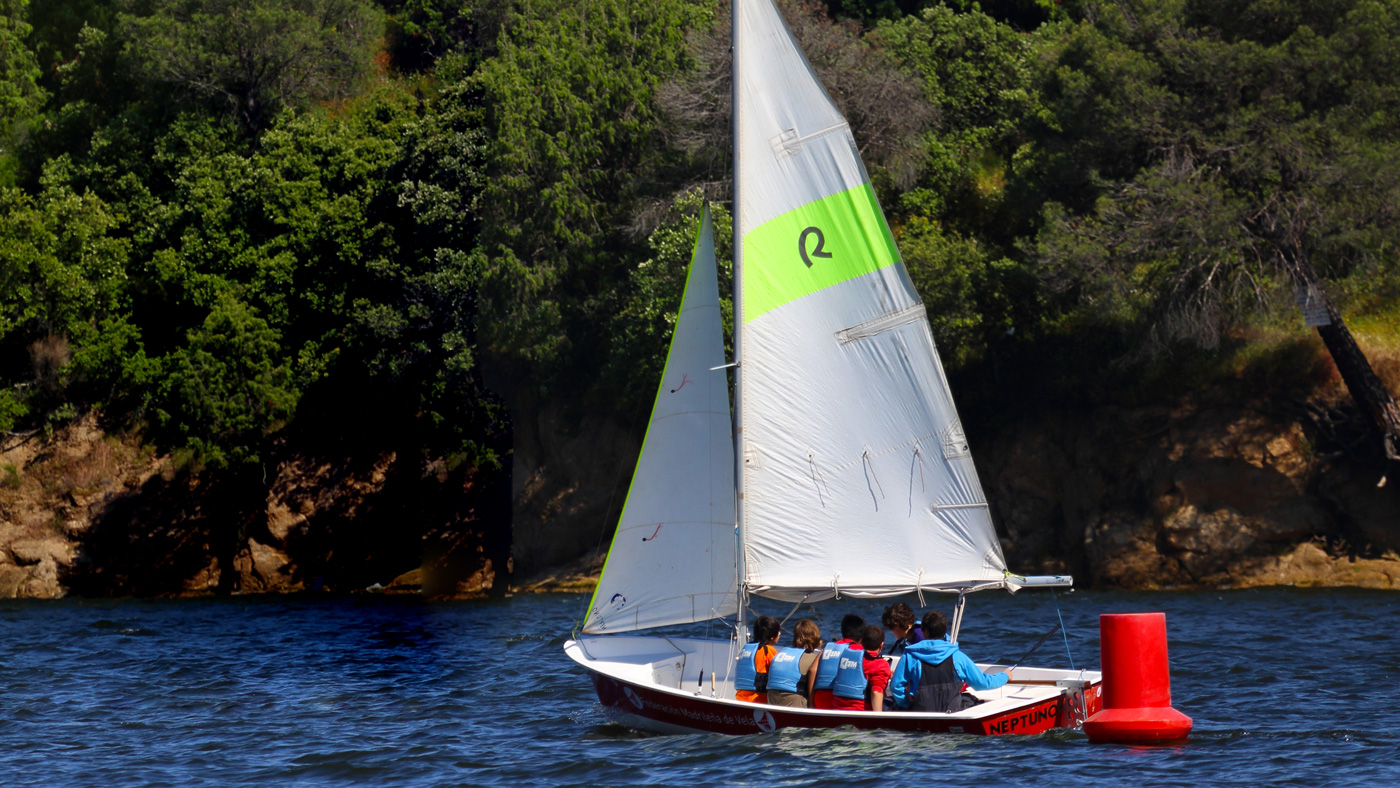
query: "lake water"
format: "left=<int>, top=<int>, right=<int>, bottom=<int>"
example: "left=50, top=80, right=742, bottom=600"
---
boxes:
left=1, top=588, right=1397, bottom=787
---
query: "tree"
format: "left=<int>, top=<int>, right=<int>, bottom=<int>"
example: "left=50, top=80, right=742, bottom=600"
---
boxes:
left=1031, top=0, right=1400, bottom=459
left=470, top=0, right=707, bottom=387
left=0, top=182, right=128, bottom=428
left=656, top=0, right=934, bottom=207
left=119, top=0, right=384, bottom=133
left=601, top=191, right=733, bottom=414
left=378, top=0, right=511, bottom=73
left=0, top=0, right=47, bottom=181
left=874, top=4, right=1047, bottom=231
left=156, top=295, right=295, bottom=467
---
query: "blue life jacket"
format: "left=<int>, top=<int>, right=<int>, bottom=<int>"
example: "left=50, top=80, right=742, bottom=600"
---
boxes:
left=832, top=650, right=869, bottom=700
left=766, top=647, right=808, bottom=693
left=734, top=643, right=769, bottom=693
left=813, top=641, right=852, bottom=692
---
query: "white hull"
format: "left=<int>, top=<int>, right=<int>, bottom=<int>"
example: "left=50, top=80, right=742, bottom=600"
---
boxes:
left=567, top=636, right=1102, bottom=736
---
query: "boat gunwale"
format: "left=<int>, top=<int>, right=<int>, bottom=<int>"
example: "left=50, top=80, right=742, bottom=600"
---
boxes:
left=565, top=636, right=1101, bottom=723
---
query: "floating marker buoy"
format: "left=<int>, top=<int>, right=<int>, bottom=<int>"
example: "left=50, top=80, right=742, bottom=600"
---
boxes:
left=1082, top=612, right=1193, bottom=745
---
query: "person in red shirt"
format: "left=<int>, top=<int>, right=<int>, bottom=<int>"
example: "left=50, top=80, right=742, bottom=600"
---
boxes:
left=811, top=614, right=864, bottom=709
left=831, top=624, right=892, bottom=712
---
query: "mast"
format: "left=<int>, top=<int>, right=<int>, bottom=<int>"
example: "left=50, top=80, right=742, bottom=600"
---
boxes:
left=731, top=0, right=748, bottom=641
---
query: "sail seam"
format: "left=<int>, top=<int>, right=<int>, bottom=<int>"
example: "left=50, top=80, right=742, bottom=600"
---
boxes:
left=615, top=519, right=731, bottom=532
left=744, top=432, right=943, bottom=502
left=818, top=432, right=940, bottom=473
left=649, top=409, right=732, bottom=420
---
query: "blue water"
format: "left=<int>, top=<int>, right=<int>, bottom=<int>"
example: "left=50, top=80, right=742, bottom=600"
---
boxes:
left=0, top=588, right=1397, bottom=786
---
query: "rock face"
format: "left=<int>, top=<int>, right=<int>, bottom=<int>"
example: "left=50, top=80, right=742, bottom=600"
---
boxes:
left=981, top=396, right=1400, bottom=589
left=516, top=386, right=1400, bottom=592
left=3, top=382, right=1396, bottom=597
left=0, top=412, right=510, bottom=599
left=509, top=399, right=639, bottom=579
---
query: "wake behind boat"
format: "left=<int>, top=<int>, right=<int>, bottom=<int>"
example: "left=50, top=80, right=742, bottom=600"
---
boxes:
left=565, top=0, right=1102, bottom=736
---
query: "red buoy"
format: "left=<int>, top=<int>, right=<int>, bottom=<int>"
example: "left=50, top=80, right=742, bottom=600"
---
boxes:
left=1082, top=612, right=1192, bottom=744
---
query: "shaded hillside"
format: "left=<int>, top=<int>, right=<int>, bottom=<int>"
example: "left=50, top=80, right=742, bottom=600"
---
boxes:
left=516, top=332, right=1400, bottom=593
left=0, top=406, right=509, bottom=599
left=3, top=1, right=1399, bottom=595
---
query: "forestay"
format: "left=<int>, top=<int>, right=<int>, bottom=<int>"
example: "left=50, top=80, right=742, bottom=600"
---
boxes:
left=735, top=0, right=1006, bottom=601
left=583, top=207, right=738, bottom=633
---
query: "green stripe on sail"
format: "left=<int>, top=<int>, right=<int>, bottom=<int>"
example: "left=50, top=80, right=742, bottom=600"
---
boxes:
left=743, top=183, right=899, bottom=323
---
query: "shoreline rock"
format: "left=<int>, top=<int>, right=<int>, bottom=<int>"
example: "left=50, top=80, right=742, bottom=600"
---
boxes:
left=0, top=412, right=508, bottom=600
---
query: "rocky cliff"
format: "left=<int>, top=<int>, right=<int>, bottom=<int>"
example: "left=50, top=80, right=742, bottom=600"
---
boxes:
left=512, top=346, right=1400, bottom=593
left=983, top=394, right=1399, bottom=589
left=0, top=413, right=509, bottom=599
left=3, top=348, right=1397, bottom=599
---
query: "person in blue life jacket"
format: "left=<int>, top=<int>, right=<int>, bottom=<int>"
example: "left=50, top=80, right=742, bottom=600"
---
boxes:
left=832, top=624, right=892, bottom=712
left=888, top=610, right=1012, bottom=712
left=766, top=618, right=823, bottom=708
left=811, top=613, right=864, bottom=710
left=735, top=615, right=781, bottom=704
left=882, top=602, right=922, bottom=658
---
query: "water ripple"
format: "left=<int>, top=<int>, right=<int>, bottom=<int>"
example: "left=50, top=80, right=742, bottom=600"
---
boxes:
left=0, top=589, right=1396, bottom=786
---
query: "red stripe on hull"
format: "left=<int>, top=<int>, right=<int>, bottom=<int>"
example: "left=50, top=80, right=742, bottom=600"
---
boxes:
left=590, top=670, right=1103, bottom=736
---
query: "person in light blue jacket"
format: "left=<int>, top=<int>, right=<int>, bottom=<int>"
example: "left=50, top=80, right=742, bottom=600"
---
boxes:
left=888, top=610, right=1011, bottom=712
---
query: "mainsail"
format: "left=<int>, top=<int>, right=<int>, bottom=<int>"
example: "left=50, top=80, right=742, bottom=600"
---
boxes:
left=735, top=0, right=1007, bottom=601
left=582, top=207, right=738, bottom=633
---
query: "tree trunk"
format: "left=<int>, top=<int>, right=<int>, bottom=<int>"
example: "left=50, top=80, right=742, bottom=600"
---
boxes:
left=1289, top=252, right=1400, bottom=462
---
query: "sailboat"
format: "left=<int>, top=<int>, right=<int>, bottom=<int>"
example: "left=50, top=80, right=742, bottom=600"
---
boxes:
left=563, top=0, right=1102, bottom=735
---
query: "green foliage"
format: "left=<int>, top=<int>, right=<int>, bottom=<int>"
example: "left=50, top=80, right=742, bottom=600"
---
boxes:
left=602, top=191, right=733, bottom=414
left=1030, top=0, right=1400, bottom=354
left=0, top=391, right=25, bottom=434
left=155, top=296, right=295, bottom=467
left=0, top=182, right=128, bottom=347
left=0, top=0, right=47, bottom=183
left=0, top=0, right=45, bottom=120
left=877, top=4, right=1048, bottom=235
left=65, top=314, right=158, bottom=414
left=119, top=0, right=385, bottom=132
left=379, top=0, right=509, bottom=72
left=471, top=0, right=707, bottom=377
left=828, top=0, right=1062, bottom=26
left=898, top=215, right=1019, bottom=366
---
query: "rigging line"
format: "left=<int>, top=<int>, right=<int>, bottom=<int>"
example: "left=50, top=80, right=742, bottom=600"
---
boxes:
left=907, top=446, right=926, bottom=516
left=862, top=449, right=885, bottom=507
left=1008, top=621, right=1063, bottom=671
left=808, top=452, right=828, bottom=506
left=722, top=620, right=741, bottom=689
left=777, top=593, right=814, bottom=628
left=1052, top=588, right=1076, bottom=670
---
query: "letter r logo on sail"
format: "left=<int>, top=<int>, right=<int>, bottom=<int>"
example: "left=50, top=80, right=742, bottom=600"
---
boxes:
left=799, top=226, right=832, bottom=268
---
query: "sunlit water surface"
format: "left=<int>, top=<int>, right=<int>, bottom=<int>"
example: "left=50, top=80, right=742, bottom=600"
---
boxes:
left=0, top=588, right=1397, bottom=786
